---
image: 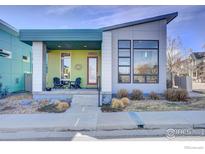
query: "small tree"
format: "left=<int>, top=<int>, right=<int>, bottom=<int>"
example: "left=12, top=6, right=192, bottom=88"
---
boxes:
left=167, top=37, right=183, bottom=87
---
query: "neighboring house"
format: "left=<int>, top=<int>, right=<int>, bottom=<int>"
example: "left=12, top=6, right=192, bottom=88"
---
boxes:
left=0, top=12, right=177, bottom=103
left=189, top=52, right=205, bottom=83
left=0, top=20, right=32, bottom=93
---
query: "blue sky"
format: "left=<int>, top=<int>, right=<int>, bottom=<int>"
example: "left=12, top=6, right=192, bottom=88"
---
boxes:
left=0, top=5, right=205, bottom=53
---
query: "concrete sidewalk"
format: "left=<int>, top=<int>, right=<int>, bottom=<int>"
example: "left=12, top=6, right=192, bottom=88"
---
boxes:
left=136, top=111, right=205, bottom=129
left=0, top=110, right=205, bottom=132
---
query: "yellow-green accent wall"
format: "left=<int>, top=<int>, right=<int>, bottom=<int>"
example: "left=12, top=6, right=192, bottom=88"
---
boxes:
left=46, top=50, right=101, bottom=88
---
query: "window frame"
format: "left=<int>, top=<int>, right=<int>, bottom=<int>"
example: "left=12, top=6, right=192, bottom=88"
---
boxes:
left=133, top=40, right=159, bottom=84
left=118, top=40, right=131, bottom=83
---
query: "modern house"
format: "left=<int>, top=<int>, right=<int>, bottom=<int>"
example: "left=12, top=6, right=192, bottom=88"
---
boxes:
left=0, top=12, right=177, bottom=103
left=189, top=52, right=205, bottom=83
left=0, top=20, right=32, bottom=93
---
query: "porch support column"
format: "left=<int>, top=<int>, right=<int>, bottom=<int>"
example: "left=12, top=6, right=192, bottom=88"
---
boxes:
left=101, top=31, right=112, bottom=104
left=32, top=42, right=47, bottom=92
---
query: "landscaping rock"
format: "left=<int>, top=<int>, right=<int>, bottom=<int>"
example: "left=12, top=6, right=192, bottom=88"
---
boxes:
left=19, top=99, right=33, bottom=106
left=102, top=95, right=111, bottom=104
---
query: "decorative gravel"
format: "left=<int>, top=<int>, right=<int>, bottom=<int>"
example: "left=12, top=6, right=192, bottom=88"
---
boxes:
left=0, top=93, right=70, bottom=114
left=0, top=93, right=41, bottom=114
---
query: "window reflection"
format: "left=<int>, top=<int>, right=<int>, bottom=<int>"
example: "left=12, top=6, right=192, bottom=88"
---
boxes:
left=133, top=40, right=159, bottom=83
left=61, top=53, right=71, bottom=80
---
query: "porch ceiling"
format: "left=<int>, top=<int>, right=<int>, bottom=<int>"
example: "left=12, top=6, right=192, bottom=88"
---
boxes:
left=46, top=41, right=101, bottom=50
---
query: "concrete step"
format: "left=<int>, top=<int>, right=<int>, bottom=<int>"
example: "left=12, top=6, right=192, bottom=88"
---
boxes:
left=72, top=95, right=99, bottom=107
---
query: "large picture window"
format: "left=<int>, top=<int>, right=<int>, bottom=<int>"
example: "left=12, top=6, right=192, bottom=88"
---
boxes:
left=118, top=40, right=131, bottom=83
left=133, top=40, right=159, bottom=83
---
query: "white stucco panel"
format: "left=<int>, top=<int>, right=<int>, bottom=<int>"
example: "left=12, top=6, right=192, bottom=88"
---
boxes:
left=101, top=32, right=112, bottom=93
left=32, top=42, right=46, bottom=92
left=110, top=20, right=167, bottom=94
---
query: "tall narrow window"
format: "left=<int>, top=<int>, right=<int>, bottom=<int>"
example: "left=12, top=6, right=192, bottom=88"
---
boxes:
left=61, top=53, right=71, bottom=80
left=87, top=57, right=98, bottom=85
left=133, top=40, right=159, bottom=83
left=118, top=40, right=131, bottom=83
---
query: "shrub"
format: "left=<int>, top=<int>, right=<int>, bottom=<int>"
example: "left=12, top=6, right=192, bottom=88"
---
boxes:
left=131, top=89, right=143, bottom=100
left=120, top=97, right=130, bottom=106
left=111, top=98, right=124, bottom=109
left=178, top=89, right=188, bottom=101
left=101, top=104, right=123, bottom=112
left=55, top=102, right=70, bottom=111
left=164, top=88, right=188, bottom=101
left=116, top=89, right=128, bottom=98
left=38, top=101, right=70, bottom=113
left=149, top=92, right=160, bottom=100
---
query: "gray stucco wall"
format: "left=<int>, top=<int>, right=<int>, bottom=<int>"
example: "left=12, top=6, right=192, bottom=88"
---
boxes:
left=110, top=20, right=167, bottom=94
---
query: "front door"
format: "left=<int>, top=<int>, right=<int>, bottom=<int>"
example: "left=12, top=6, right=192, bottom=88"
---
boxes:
left=87, top=57, right=98, bottom=85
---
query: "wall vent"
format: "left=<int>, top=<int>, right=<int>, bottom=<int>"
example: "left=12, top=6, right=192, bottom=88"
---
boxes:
left=0, top=49, right=12, bottom=58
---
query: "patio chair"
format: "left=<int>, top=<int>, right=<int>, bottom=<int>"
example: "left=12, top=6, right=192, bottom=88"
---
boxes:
left=53, top=77, right=64, bottom=89
left=70, top=77, right=82, bottom=89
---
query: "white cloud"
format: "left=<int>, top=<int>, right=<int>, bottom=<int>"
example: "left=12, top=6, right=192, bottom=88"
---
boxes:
left=81, top=5, right=203, bottom=28
left=45, top=6, right=82, bottom=15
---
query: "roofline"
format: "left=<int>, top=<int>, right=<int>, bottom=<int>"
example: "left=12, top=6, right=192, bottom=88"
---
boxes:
left=0, top=19, right=19, bottom=36
left=101, top=12, right=178, bottom=31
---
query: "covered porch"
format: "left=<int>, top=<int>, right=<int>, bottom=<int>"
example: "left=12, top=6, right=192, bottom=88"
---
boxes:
left=20, top=29, right=113, bottom=104
left=20, top=29, right=103, bottom=92
left=43, top=41, right=102, bottom=92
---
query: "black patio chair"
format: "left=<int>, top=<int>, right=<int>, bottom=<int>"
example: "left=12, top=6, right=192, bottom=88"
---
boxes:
left=53, top=77, right=64, bottom=89
left=70, top=77, right=82, bottom=89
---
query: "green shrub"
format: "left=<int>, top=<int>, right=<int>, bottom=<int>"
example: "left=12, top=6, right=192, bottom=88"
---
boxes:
left=149, top=91, right=160, bottom=100
left=131, top=89, right=143, bottom=100
left=164, top=88, right=188, bottom=101
left=116, top=89, right=128, bottom=98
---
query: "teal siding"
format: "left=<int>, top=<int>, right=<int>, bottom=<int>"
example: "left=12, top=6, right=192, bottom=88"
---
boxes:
left=0, top=29, right=32, bottom=93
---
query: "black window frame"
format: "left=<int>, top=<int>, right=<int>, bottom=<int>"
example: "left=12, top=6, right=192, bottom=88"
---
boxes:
left=118, top=40, right=131, bottom=83
left=133, top=40, right=159, bottom=84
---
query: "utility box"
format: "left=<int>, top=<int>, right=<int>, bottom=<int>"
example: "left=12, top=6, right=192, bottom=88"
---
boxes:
left=175, top=76, right=192, bottom=92
left=24, top=73, right=32, bottom=92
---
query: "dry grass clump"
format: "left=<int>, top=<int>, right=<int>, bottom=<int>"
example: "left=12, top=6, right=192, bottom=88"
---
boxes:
left=149, top=92, right=160, bottom=100
left=116, top=89, right=128, bottom=99
left=164, top=88, right=188, bottom=101
left=120, top=97, right=130, bottom=106
left=131, top=89, right=143, bottom=100
left=55, top=102, right=70, bottom=111
left=38, top=100, right=70, bottom=113
left=111, top=98, right=124, bottom=109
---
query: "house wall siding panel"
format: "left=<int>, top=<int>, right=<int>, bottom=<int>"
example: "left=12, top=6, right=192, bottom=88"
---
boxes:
left=110, top=20, right=167, bottom=94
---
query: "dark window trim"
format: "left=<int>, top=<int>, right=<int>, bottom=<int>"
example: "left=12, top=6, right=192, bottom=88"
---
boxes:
left=118, top=40, right=131, bottom=83
left=133, top=40, right=159, bottom=84
left=133, top=40, right=159, bottom=49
